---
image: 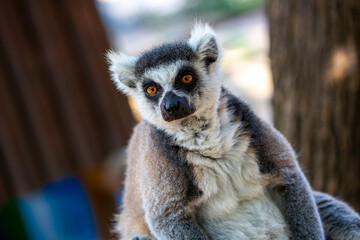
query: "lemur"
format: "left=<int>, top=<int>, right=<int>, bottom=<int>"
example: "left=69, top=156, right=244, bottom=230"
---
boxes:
left=108, top=24, right=360, bottom=240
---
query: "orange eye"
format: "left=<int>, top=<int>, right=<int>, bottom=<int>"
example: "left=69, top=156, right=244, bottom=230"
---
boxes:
left=146, top=86, right=157, bottom=95
left=181, top=75, right=193, bottom=84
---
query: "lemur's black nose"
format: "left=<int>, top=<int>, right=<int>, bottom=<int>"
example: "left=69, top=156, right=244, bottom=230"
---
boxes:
left=161, top=91, right=195, bottom=122
left=163, top=98, right=180, bottom=114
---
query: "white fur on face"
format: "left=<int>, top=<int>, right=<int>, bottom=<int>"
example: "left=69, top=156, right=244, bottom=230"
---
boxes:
left=134, top=61, right=186, bottom=128
left=134, top=59, right=223, bottom=131
left=143, top=61, right=185, bottom=92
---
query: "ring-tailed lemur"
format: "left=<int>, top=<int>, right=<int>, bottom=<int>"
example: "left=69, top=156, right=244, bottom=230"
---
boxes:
left=108, top=24, right=360, bottom=240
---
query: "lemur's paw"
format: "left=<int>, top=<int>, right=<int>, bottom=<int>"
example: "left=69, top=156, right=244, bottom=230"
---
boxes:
left=131, top=236, right=152, bottom=240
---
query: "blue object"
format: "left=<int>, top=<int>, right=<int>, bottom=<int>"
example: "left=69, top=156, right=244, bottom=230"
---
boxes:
left=1, top=176, right=100, bottom=240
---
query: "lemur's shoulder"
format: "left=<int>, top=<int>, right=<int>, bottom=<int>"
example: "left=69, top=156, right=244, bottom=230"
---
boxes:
left=129, top=120, right=202, bottom=203
left=224, top=89, right=298, bottom=178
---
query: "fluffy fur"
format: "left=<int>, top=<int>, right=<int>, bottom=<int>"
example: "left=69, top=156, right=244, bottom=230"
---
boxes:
left=108, top=24, right=360, bottom=240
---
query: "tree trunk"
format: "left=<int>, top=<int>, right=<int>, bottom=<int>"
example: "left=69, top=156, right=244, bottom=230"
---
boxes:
left=268, top=0, right=360, bottom=211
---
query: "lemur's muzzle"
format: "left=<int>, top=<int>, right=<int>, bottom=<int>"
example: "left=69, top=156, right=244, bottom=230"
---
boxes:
left=161, top=91, right=195, bottom=122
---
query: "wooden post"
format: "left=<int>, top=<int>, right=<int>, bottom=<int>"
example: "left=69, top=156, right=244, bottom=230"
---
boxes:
left=268, top=0, right=360, bottom=211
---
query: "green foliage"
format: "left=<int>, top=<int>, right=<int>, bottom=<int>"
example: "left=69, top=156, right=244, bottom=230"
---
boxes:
left=182, top=0, right=266, bottom=20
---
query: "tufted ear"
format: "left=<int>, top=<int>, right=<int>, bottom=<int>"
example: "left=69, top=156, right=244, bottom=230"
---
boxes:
left=107, top=50, right=138, bottom=95
left=188, top=24, right=220, bottom=72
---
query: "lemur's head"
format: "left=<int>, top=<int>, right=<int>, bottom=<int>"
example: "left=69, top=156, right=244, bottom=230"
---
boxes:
left=108, top=24, right=222, bottom=129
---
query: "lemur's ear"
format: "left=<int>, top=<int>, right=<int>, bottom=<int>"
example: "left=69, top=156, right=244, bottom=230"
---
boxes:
left=188, top=23, right=220, bottom=72
left=107, top=51, right=138, bottom=95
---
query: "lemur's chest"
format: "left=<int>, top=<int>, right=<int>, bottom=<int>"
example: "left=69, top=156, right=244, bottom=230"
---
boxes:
left=175, top=117, right=267, bottom=213
left=181, top=125, right=289, bottom=239
left=185, top=138, right=267, bottom=217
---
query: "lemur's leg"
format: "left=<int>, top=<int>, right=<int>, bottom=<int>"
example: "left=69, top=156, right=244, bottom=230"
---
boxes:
left=314, top=191, right=360, bottom=240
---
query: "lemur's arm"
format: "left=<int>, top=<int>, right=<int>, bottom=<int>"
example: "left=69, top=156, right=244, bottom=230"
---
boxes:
left=274, top=170, right=324, bottom=239
left=251, top=118, right=325, bottom=239
left=227, top=90, right=325, bottom=240
left=139, top=123, right=208, bottom=240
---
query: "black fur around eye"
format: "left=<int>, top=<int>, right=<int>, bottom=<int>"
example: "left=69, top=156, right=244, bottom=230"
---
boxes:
left=174, top=66, right=198, bottom=92
left=143, top=80, right=163, bottom=101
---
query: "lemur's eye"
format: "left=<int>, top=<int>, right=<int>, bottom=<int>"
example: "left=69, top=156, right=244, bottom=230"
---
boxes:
left=181, top=75, right=193, bottom=84
left=147, top=86, right=157, bottom=95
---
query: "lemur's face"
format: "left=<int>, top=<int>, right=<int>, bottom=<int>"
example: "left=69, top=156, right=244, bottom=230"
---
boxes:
left=108, top=24, right=222, bottom=129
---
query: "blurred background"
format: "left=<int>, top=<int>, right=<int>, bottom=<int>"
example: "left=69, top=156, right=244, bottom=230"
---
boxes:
left=0, top=0, right=359, bottom=239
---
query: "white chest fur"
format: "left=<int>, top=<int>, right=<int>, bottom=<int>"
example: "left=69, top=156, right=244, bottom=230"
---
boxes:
left=186, top=132, right=266, bottom=216
left=186, top=144, right=290, bottom=240
left=181, top=118, right=289, bottom=239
